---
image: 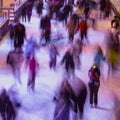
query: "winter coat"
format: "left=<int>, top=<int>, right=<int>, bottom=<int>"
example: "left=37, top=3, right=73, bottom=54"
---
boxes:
left=77, top=19, right=88, bottom=34
left=28, top=56, right=39, bottom=77
left=66, top=18, right=76, bottom=36
left=88, top=66, right=100, bottom=83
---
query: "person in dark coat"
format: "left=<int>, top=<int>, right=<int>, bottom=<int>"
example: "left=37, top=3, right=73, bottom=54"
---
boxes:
left=57, top=3, right=72, bottom=24
left=52, top=0, right=64, bottom=19
left=21, top=4, right=27, bottom=22
left=9, top=22, right=16, bottom=48
left=13, top=21, right=26, bottom=50
left=36, top=0, right=43, bottom=17
left=6, top=97, right=16, bottom=120
left=26, top=1, right=33, bottom=22
left=99, top=0, right=106, bottom=19
left=61, top=46, right=75, bottom=78
left=9, top=22, right=15, bottom=40
left=40, top=13, right=51, bottom=44
left=88, top=63, right=101, bottom=108
left=84, top=3, right=90, bottom=20
left=0, top=89, right=16, bottom=120
left=70, top=75, right=87, bottom=119
left=0, top=89, right=8, bottom=120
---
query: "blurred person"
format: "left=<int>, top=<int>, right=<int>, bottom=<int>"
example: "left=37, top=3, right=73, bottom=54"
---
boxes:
left=26, top=0, right=33, bottom=22
left=27, top=52, right=40, bottom=92
left=57, top=3, right=72, bottom=24
left=21, top=4, right=27, bottom=22
left=111, top=16, right=120, bottom=31
left=93, top=45, right=105, bottom=69
left=36, top=0, right=43, bottom=17
left=25, top=36, right=39, bottom=67
left=6, top=48, right=24, bottom=84
left=106, top=30, right=120, bottom=79
left=71, top=13, right=79, bottom=25
left=53, top=79, right=75, bottom=120
left=74, top=4, right=83, bottom=19
left=47, top=0, right=53, bottom=18
left=99, top=0, right=106, bottom=19
left=9, top=22, right=15, bottom=40
left=0, top=88, right=9, bottom=120
left=52, top=0, right=64, bottom=19
left=9, top=22, right=15, bottom=48
left=53, top=75, right=87, bottom=120
left=112, top=95, right=120, bottom=120
left=104, top=0, right=112, bottom=18
left=88, top=6, right=98, bottom=29
left=76, top=17, right=89, bottom=45
left=8, top=86, right=22, bottom=119
left=84, top=3, right=90, bottom=20
left=5, top=96, right=16, bottom=120
left=40, top=13, right=51, bottom=45
left=49, top=44, right=59, bottom=70
left=72, top=38, right=83, bottom=69
left=61, top=45, right=75, bottom=78
left=13, top=20, right=26, bottom=51
left=111, top=16, right=120, bottom=29
left=93, top=45, right=105, bottom=81
left=88, top=63, right=100, bottom=108
left=68, top=75, right=87, bottom=119
left=66, top=15, right=77, bottom=42
left=0, top=89, right=16, bottom=120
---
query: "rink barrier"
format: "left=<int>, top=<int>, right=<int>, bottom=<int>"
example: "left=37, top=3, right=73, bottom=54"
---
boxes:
left=0, top=0, right=27, bottom=41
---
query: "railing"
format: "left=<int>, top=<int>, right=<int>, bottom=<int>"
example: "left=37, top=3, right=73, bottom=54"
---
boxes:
left=110, top=1, right=120, bottom=18
left=0, top=7, right=14, bottom=22
left=0, top=18, right=9, bottom=41
left=0, top=12, right=9, bottom=25
left=0, top=0, right=27, bottom=22
left=0, top=0, right=27, bottom=41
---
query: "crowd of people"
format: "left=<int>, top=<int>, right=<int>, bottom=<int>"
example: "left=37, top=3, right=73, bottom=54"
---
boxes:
left=0, top=0, right=120, bottom=119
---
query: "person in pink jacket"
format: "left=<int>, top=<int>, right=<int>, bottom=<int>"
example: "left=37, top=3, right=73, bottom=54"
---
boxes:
left=27, top=52, right=39, bottom=92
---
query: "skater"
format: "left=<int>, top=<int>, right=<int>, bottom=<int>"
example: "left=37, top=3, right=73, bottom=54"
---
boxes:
left=61, top=45, right=75, bottom=78
left=40, top=13, right=51, bottom=45
left=13, top=20, right=26, bottom=51
left=6, top=48, right=24, bottom=84
left=49, top=44, right=59, bottom=70
left=54, top=75, right=87, bottom=120
left=88, top=63, right=101, bottom=108
left=0, top=89, right=16, bottom=120
left=27, top=52, right=40, bottom=92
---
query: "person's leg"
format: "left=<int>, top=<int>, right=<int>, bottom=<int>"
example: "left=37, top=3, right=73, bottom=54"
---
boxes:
left=45, top=30, right=50, bottom=44
left=94, top=86, right=99, bottom=107
left=80, top=32, right=84, bottom=42
left=53, top=58, right=56, bottom=69
left=49, top=60, right=52, bottom=69
left=89, top=84, right=94, bottom=107
left=25, top=15, right=27, bottom=22
left=31, top=74, right=36, bottom=91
